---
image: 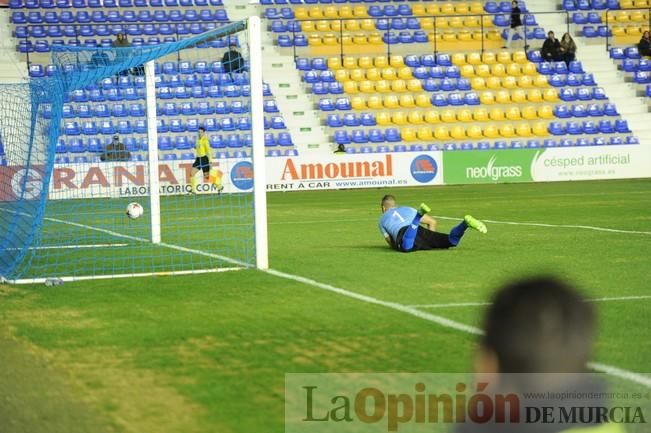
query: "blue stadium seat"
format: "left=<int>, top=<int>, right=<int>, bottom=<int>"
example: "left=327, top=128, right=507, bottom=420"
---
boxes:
left=335, top=97, right=351, bottom=110
left=134, top=120, right=147, bottom=133
left=567, top=121, right=583, bottom=134
left=592, top=87, right=606, bottom=100
left=615, top=119, right=631, bottom=133
left=334, top=130, right=350, bottom=145
left=583, top=121, right=598, bottom=134
left=549, top=122, right=566, bottom=135
left=117, top=120, right=132, bottom=134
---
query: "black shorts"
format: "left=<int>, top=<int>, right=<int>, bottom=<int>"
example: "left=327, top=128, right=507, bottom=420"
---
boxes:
left=192, top=156, right=210, bottom=174
left=395, top=226, right=453, bottom=252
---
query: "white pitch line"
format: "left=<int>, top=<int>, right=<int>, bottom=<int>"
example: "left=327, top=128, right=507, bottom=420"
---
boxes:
left=263, top=268, right=651, bottom=389
left=8, top=243, right=128, bottom=251
left=408, top=295, right=651, bottom=309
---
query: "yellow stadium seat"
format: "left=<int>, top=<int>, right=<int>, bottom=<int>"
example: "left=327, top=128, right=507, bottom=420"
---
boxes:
left=512, top=89, right=527, bottom=103
left=480, top=91, right=495, bottom=105
left=324, top=6, right=338, bottom=18
left=352, top=33, right=367, bottom=44
left=455, top=2, right=470, bottom=13
left=416, top=93, right=431, bottom=107
left=471, top=2, right=484, bottom=13
left=368, top=33, right=383, bottom=45
left=450, top=17, right=464, bottom=29
left=424, top=110, right=440, bottom=124
left=472, top=30, right=484, bottom=40
left=398, top=67, right=413, bottom=80
left=458, top=30, right=472, bottom=41
left=428, top=32, right=440, bottom=42
left=391, top=80, right=407, bottom=92
left=442, top=31, right=456, bottom=42
left=523, top=62, right=538, bottom=76
left=516, top=123, right=533, bottom=137
left=522, top=105, right=538, bottom=120
left=345, top=19, right=360, bottom=31
left=467, top=53, right=482, bottom=65
left=543, top=88, right=559, bottom=102
left=366, top=96, right=381, bottom=109
left=502, top=76, right=518, bottom=89
left=482, top=52, right=497, bottom=65
left=491, top=63, right=507, bottom=77
left=407, top=79, right=422, bottom=92
left=425, top=4, right=439, bottom=14
left=513, top=51, right=528, bottom=64
left=417, top=126, right=433, bottom=140
left=464, top=16, right=480, bottom=27
left=353, top=5, right=367, bottom=17
left=308, top=6, right=323, bottom=18
left=374, top=56, right=388, bottom=68
left=401, top=127, right=417, bottom=142
left=452, top=53, right=467, bottom=65
left=489, top=107, right=505, bottom=121
left=340, top=34, right=353, bottom=46
left=626, top=27, right=641, bottom=36
left=390, top=55, right=404, bottom=67
left=400, top=94, right=416, bottom=108
left=357, top=57, right=372, bottom=69
left=441, top=109, right=456, bottom=123
left=533, top=121, right=548, bottom=137
left=330, top=20, right=342, bottom=32
left=616, top=11, right=630, bottom=22
left=408, top=110, right=423, bottom=124
left=507, top=63, right=522, bottom=77
left=343, top=81, right=358, bottom=94
left=467, top=125, right=483, bottom=139
left=497, top=51, right=512, bottom=64
left=487, top=29, right=502, bottom=41
left=375, top=80, right=390, bottom=93
left=451, top=126, right=466, bottom=139
left=308, top=34, right=322, bottom=46
left=335, top=69, right=348, bottom=82
left=421, top=18, right=434, bottom=30
left=620, top=0, right=633, bottom=6
left=434, top=126, right=450, bottom=140
left=473, top=108, right=489, bottom=122
left=471, top=77, right=486, bottom=89
left=352, top=96, right=367, bottom=110
left=392, top=111, right=407, bottom=125
left=436, top=17, right=449, bottom=29
left=612, top=26, right=626, bottom=36
left=413, top=4, right=427, bottom=16
left=384, top=95, right=399, bottom=109
left=457, top=109, right=473, bottom=122
left=528, top=89, right=543, bottom=103
left=295, top=7, right=308, bottom=20
left=381, top=67, right=396, bottom=80
left=506, top=106, right=521, bottom=120
left=343, top=56, right=357, bottom=69
left=358, top=80, right=374, bottom=93
left=518, top=76, right=533, bottom=88
left=538, top=105, right=554, bottom=119
left=376, top=112, right=391, bottom=126
left=361, top=19, right=375, bottom=31
left=461, top=65, right=475, bottom=78
left=486, top=77, right=502, bottom=90
left=500, top=123, right=516, bottom=138
left=349, top=69, right=364, bottom=81
left=484, top=124, right=499, bottom=138
left=339, top=6, right=353, bottom=18
left=301, top=20, right=316, bottom=33
left=328, top=57, right=342, bottom=70
left=476, top=64, right=491, bottom=77
left=366, top=68, right=380, bottom=81
left=440, top=3, right=455, bottom=14
left=481, top=15, right=494, bottom=28
left=633, top=0, right=647, bottom=6
left=496, top=90, right=511, bottom=104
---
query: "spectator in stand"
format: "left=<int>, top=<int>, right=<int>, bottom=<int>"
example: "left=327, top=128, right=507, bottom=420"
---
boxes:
left=541, top=31, right=562, bottom=62
left=503, top=1, right=526, bottom=50
left=334, top=143, right=346, bottom=154
left=559, top=32, right=577, bottom=66
left=638, top=31, right=651, bottom=57
left=113, top=33, right=131, bottom=76
left=100, top=135, right=130, bottom=162
left=222, top=43, right=245, bottom=76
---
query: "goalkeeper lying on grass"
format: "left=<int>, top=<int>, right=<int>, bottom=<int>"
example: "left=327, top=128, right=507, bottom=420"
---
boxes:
left=378, top=194, right=487, bottom=252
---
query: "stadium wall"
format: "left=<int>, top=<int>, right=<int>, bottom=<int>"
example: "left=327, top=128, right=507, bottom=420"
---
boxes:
left=0, top=145, right=649, bottom=201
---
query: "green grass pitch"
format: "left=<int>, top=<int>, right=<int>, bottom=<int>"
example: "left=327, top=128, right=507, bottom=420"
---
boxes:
left=0, top=179, right=650, bottom=433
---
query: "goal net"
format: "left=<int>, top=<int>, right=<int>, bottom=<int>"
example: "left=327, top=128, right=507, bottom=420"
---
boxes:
left=0, top=17, right=268, bottom=283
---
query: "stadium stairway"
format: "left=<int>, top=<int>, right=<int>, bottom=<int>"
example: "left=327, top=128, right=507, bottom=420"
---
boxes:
left=224, top=0, right=330, bottom=153
left=528, top=0, right=651, bottom=145
left=0, top=9, right=27, bottom=82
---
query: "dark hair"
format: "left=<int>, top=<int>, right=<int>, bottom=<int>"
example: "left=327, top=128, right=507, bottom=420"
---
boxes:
left=198, top=126, right=206, bottom=132
left=481, top=276, right=594, bottom=373
left=380, top=194, right=396, bottom=209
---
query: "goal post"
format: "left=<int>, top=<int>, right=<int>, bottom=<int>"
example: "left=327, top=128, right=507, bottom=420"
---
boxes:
left=0, top=17, right=269, bottom=282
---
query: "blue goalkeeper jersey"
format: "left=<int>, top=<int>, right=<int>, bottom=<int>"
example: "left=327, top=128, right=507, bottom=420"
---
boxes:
left=378, top=206, right=417, bottom=240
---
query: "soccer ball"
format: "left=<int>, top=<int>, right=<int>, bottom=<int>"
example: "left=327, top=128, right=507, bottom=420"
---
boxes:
left=126, top=202, right=144, bottom=219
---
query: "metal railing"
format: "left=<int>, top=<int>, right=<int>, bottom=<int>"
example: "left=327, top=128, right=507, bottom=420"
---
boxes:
left=604, top=7, right=651, bottom=51
left=287, top=11, right=571, bottom=63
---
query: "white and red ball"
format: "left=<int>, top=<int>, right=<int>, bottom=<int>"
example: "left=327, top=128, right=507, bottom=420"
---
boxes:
left=126, top=202, right=144, bottom=219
